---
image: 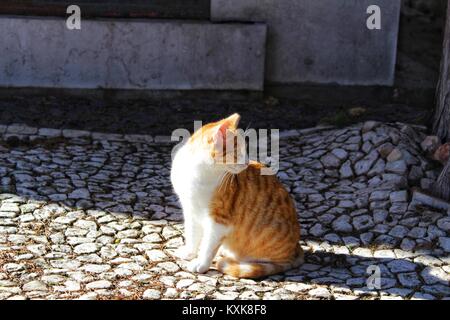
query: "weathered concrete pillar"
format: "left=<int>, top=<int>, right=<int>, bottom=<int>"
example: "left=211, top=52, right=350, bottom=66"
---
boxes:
left=212, top=0, right=401, bottom=86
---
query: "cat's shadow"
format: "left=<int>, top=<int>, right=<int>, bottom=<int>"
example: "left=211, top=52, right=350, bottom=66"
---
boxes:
left=255, top=249, right=449, bottom=298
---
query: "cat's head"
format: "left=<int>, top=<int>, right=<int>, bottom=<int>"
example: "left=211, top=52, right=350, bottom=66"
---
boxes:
left=189, top=113, right=247, bottom=174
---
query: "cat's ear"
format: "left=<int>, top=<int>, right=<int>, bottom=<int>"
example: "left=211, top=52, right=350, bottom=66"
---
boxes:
left=213, top=113, right=240, bottom=145
left=223, top=113, right=240, bottom=130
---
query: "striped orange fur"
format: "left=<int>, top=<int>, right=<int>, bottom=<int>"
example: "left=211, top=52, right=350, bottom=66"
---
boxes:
left=211, top=162, right=303, bottom=278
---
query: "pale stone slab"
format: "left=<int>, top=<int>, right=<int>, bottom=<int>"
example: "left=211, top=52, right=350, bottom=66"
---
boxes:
left=212, top=0, right=401, bottom=85
left=0, top=16, right=266, bottom=90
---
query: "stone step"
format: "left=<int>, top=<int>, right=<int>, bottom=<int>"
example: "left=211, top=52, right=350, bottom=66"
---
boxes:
left=0, top=16, right=266, bottom=90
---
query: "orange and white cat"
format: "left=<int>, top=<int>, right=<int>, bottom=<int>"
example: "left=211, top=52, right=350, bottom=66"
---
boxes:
left=171, top=114, right=303, bottom=279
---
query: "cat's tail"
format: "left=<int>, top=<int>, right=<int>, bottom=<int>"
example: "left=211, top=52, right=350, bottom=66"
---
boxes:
left=217, top=246, right=304, bottom=279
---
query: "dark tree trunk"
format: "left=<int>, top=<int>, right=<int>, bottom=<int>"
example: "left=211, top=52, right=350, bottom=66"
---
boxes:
left=433, top=0, right=450, bottom=141
left=433, top=160, right=450, bottom=201
left=433, top=0, right=450, bottom=202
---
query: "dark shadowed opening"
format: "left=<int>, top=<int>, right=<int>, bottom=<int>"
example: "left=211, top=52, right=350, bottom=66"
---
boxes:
left=0, top=0, right=210, bottom=20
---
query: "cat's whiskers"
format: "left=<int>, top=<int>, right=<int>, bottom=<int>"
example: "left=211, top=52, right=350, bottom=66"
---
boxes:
left=219, top=171, right=236, bottom=193
left=218, top=171, right=230, bottom=193
left=224, top=172, right=233, bottom=191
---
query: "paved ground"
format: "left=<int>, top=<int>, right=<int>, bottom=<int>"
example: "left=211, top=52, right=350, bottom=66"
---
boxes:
left=0, top=121, right=449, bottom=300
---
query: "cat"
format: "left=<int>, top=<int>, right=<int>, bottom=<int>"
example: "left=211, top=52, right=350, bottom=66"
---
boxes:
left=170, top=113, right=303, bottom=279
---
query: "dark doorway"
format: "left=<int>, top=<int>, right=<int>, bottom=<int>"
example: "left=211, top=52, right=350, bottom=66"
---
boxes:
left=0, top=0, right=210, bottom=19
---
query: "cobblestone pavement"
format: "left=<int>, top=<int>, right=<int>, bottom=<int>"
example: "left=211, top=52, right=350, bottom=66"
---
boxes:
left=0, top=122, right=449, bottom=300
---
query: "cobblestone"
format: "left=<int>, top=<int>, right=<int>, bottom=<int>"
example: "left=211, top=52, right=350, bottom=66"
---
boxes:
left=0, top=122, right=448, bottom=300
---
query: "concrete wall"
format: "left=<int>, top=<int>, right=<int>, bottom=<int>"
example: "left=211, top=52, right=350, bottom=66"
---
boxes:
left=0, top=0, right=402, bottom=90
left=0, top=16, right=266, bottom=90
left=212, top=0, right=401, bottom=86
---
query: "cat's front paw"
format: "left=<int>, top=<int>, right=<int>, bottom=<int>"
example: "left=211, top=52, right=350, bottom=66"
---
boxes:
left=186, top=258, right=210, bottom=274
left=174, top=246, right=197, bottom=260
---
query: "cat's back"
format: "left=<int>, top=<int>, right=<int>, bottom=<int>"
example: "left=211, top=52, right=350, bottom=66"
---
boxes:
left=212, top=162, right=300, bottom=262
left=211, top=161, right=298, bottom=225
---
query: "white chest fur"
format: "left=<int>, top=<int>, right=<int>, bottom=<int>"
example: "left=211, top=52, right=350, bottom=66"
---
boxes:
left=171, top=143, right=224, bottom=219
left=169, top=124, right=236, bottom=274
